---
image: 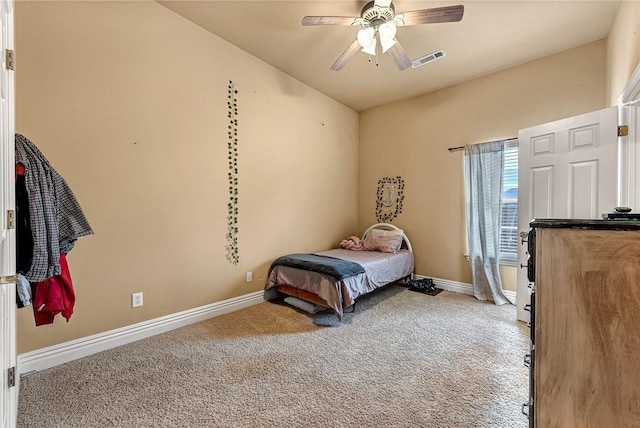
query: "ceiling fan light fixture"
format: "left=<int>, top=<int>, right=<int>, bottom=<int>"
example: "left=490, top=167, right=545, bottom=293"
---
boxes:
left=302, top=3, right=464, bottom=71
left=378, top=21, right=396, bottom=41
left=380, top=37, right=396, bottom=53
left=361, top=40, right=377, bottom=55
left=357, top=27, right=375, bottom=46
left=357, top=27, right=377, bottom=55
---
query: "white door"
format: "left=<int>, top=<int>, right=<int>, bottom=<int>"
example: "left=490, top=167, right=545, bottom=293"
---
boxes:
left=0, top=0, right=16, bottom=426
left=516, top=107, right=618, bottom=321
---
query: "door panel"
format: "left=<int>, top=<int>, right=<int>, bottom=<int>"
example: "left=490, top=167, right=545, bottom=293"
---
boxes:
left=531, top=133, right=555, bottom=155
left=531, top=166, right=553, bottom=217
left=517, top=107, right=618, bottom=321
left=569, top=160, right=599, bottom=218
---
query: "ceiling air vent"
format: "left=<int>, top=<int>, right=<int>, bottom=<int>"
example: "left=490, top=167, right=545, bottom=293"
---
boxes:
left=411, top=50, right=446, bottom=69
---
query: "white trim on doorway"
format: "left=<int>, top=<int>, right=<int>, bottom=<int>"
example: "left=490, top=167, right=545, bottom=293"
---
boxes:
left=618, top=63, right=640, bottom=107
left=618, top=62, right=640, bottom=210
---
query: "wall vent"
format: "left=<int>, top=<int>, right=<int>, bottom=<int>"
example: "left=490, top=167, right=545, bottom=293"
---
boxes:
left=411, top=49, right=446, bottom=69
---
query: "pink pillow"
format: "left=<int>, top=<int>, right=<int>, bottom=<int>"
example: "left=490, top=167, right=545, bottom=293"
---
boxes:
left=363, top=228, right=404, bottom=253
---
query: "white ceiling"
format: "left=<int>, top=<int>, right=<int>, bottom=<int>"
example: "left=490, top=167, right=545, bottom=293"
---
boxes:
left=158, top=1, right=621, bottom=112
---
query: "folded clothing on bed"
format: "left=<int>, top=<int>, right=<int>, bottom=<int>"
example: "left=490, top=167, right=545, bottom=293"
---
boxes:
left=269, top=253, right=365, bottom=280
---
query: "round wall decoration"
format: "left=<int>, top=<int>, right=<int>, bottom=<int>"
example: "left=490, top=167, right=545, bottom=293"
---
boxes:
left=375, top=176, right=404, bottom=223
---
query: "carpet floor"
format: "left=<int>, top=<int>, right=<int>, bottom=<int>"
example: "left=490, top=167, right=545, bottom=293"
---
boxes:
left=17, top=285, right=530, bottom=427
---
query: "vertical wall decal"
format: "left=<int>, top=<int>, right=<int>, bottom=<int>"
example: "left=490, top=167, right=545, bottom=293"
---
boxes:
left=375, top=176, right=405, bottom=223
left=226, top=81, right=240, bottom=264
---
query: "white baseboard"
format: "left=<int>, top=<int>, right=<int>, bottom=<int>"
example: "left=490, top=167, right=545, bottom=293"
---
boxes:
left=19, top=277, right=518, bottom=375
left=413, top=274, right=517, bottom=304
left=18, top=290, right=265, bottom=375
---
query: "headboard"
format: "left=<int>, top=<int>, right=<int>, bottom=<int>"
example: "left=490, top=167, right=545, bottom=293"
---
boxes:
left=361, top=223, right=413, bottom=252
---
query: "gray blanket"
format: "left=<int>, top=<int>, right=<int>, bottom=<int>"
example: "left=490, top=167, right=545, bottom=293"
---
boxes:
left=268, top=253, right=365, bottom=280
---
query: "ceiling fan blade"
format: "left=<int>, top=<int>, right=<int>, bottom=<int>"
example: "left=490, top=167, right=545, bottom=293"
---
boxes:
left=330, top=39, right=362, bottom=72
left=374, top=0, right=393, bottom=7
left=395, top=5, right=464, bottom=26
left=387, top=41, right=412, bottom=71
left=302, top=16, right=359, bottom=26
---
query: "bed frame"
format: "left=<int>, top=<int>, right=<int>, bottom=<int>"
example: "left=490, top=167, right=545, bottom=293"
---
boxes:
left=275, top=223, right=413, bottom=310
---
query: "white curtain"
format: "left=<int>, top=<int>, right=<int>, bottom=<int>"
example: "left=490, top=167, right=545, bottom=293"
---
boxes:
left=464, top=140, right=510, bottom=305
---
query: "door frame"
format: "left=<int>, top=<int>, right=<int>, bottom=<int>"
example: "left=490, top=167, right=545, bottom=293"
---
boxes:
left=617, top=62, right=640, bottom=210
left=0, top=0, right=16, bottom=425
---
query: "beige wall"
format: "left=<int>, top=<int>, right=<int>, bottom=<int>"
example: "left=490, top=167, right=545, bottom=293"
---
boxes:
left=607, top=1, right=640, bottom=105
left=358, top=40, right=607, bottom=288
left=15, top=1, right=358, bottom=353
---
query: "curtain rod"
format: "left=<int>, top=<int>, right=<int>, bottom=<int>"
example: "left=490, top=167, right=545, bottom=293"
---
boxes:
left=447, top=137, right=518, bottom=153
left=447, top=145, right=465, bottom=152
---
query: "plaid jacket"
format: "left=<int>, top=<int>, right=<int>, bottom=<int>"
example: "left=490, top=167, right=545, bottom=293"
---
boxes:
left=15, top=134, right=94, bottom=282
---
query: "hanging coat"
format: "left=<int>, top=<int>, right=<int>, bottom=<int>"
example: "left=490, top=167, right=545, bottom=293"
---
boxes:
left=14, top=134, right=94, bottom=282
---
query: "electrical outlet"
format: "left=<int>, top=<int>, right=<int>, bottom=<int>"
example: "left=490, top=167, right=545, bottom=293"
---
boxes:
left=246, top=271, right=253, bottom=282
left=132, top=292, right=143, bottom=308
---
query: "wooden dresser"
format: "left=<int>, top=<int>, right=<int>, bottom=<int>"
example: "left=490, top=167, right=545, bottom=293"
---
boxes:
left=524, top=219, right=640, bottom=428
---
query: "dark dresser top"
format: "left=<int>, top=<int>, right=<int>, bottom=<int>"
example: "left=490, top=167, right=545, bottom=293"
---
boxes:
left=530, top=218, right=640, bottom=231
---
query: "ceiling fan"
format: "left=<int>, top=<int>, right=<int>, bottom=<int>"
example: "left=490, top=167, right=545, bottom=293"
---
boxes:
left=302, top=0, right=464, bottom=72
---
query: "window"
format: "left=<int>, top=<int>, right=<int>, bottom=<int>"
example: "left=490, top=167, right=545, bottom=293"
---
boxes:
left=500, top=140, right=518, bottom=265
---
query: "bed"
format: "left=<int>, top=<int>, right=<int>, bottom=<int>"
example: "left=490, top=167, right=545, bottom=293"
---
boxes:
left=264, top=223, right=414, bottom=319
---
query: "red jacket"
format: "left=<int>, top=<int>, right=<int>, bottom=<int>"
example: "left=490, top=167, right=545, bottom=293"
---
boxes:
left=32, top=253, right=75, bottom=326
